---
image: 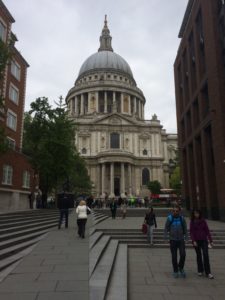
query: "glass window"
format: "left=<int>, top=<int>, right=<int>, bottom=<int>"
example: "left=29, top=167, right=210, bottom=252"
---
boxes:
left=9, top=84, right=19, bottom=104
left=110, top=133, right=120, bottom=149
left=142, top=168, right=150, bottom=185
left=0, top=21, right=6, bottom=41
left=11, top=61, right=21, bottom=80
left=7, top=137, right=15, bottom=149
left=2, top=165, right=13, bottom=185
left=23, top=171, right=30, bottom=188
left=7, top=110, right=17, bottom=130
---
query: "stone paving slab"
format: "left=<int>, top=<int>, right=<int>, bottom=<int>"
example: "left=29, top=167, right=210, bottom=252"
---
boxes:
left=129, top=247, right=225, bottom=300
left=0, top=210, right=90, bottom=300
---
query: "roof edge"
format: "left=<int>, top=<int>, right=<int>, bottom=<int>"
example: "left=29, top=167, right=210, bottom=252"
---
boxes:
left=178, top=0, right=195, bottom=38
left=0, top=0, right=15, bottom=23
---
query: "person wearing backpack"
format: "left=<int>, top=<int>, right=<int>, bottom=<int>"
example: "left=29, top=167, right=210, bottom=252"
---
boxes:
left=164, top=206, right=188, bottom=278
left=190, top=209, right=214, bottom=279
left=145, top=207, right=157, bottom=245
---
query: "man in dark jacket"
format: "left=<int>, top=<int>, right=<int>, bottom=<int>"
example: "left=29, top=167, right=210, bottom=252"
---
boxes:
left=58, top=192, right=70, bottom=229
left=164, top=206, right=188, bottom=278
left=110, top=199, right=117, bottom=219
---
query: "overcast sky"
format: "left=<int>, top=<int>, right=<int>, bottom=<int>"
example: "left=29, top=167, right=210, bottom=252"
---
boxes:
left=4, top=0, right=188, bottom=133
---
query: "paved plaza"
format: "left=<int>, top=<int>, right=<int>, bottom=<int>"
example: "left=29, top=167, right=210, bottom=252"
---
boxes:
left=0, top=210, right=90, bottom=300
left=0, top=209, right=225, bottom=299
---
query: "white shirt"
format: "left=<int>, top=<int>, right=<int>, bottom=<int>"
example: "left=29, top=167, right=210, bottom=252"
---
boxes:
left=76, top=205, right=91, bottom=219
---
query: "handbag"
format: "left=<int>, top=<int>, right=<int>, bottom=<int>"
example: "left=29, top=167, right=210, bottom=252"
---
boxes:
left=142, top=223, right=147, bottom=234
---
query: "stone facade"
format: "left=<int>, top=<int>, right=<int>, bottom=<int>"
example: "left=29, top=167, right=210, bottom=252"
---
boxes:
left=66, top=17, right=177, bottom=198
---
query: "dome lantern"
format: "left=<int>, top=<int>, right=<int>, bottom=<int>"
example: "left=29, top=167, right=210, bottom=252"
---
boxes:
left=98, top=15, right=113, bottom=52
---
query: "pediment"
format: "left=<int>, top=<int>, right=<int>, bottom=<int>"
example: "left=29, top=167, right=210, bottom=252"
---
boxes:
left=92, top=113, right=138, bottom=126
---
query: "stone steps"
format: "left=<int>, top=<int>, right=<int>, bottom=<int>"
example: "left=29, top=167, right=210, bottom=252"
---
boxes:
left=96, top=229, right=225, bottom=249
left=0, top=210, right=61, bottom=273
left=92, top=211, right=109, bottom=225
left=89, top=239, right=119, bottom=300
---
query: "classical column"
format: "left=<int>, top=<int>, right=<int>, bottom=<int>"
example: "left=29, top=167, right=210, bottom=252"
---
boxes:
left=121, top=163, right=125, bottom=197
left=134, top=97, right=137, bottom=115
left=142, top=102, right=144, bottom=119
left=110, top=162, right=115, bottom=197
left=121, top=93, right=124, bottom=113
left=128, top=95, right=131, bottom=115
left=101, top=163, right=105, bottom=195
left=128, top=164, right=132, bottom=195
left=80, top=94, right=84, bottom=115
left=75, top=96, right=78, bottom=116
left=95, top=91, right=99, bottom=113
left=139, top=100, right=141, bottom=118
left=104, top=91, right=107, bottom=113
left=112, top=91, right=116, bottom=112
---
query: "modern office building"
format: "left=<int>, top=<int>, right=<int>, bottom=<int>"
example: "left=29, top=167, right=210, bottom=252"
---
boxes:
left=174, top=0, right=225, bottom=220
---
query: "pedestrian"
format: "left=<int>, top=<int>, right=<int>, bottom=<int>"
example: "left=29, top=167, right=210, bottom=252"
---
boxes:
left=145, top=207, right=157, bottom=245
left=121, top=200, right=127, bottom=219
left=110, top=198, right=117, bottom=219
left=58, top=192, right=70, bottom=229
left=164, top=205, right=188, bottom=278
left=28, top=192, right=34, bottom=209
left=76, top=200, right=91, bottom=238
left=190, top=209, right=214, bottom=279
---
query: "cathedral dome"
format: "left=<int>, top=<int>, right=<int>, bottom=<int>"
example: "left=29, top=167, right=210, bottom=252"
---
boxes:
left=78, top=51, right=133, bottom=78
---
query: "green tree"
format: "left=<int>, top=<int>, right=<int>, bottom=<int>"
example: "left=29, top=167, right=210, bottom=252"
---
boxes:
left=0, top=39, right=12, bottom=154
left=169, top=166, right=182, bottom=195
left=147, top=180, right=162, bottom=194
left=23, top=97, right=91, bottom=199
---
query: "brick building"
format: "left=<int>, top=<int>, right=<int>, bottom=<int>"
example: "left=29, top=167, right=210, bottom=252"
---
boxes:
left=174, top=0, right=225, bottom=220
left=0, top=0, right=36, bottom=210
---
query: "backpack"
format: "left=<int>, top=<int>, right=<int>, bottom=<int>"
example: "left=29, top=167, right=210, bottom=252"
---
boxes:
left=168, top=215, right=185, bottom=233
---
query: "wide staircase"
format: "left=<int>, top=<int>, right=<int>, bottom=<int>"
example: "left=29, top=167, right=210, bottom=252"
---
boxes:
left=0, top=209, right=60, bottom=273
left=89, top=210, right=225, bottom=300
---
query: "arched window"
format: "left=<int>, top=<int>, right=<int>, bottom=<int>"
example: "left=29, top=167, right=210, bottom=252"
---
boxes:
left=143, top=149, right=147, bottom=155
left=82, top=148, right=87, bottom=154
left=110, top=133, right=120, bottom=149
left=142, top=168, right=150, bottom=185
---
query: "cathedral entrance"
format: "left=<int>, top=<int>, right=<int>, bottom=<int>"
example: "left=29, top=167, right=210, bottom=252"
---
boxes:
left=114, top=177, right=120, bottom=196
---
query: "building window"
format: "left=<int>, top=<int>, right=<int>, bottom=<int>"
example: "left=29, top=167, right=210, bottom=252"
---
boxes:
left=82, top=148, right=87, bottom=154
left=7, top=137, right=16, bottom=149
left=143, top=149, right=147, bottom=155
left=7, top=110, right=17, bottom=131
left=23, top=171, right=31, bottom=188
left=110, top=133, right=120, bottom=149
left=11, top=61, right=21, bottom=80
left=0, top=20, right=6, bottom=41
left=9, top=84, right=19, bottom=104
left=142, top=168, right=150, bottom=185
left=2, top=165, right=13, bottom=185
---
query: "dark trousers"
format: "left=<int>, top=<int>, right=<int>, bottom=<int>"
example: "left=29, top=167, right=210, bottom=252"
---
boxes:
left=58, top=209, right=69, bottom=228
left=77, top=218, right=87, bottom=238
left=111, top=209, right=117, bottom=219
left=194, top=240, right=211, bottom=275
left=170, top=240, right=186, bottom=273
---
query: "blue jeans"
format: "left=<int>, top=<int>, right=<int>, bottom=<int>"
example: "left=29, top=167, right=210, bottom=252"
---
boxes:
left=58, top=209, right=69, bottom=228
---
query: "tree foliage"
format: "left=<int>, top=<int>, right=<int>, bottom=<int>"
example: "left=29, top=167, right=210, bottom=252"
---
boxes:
left=23, top=97, right=91, bottom=197
left=169, top=166, right=182, bottom=195
left=147, top=180, right=162, bottom=194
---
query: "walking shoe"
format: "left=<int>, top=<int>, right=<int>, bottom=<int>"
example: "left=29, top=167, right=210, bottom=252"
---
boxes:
left=173, top=272, right=179, bottom=278
left=179, top=269, right=186, bottom=278
left=198, top=272, right=203, bottom=276
left=208, top=274, right=214, bottom=279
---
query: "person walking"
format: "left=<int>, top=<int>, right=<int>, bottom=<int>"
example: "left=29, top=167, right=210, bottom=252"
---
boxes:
left=164, top=206, right=188, bottom=278
left=145, top=207, right=157, bottom=245
left=121, top=200, right=127, bottom=219
left=110, top=198, right=117, bottom=219
left=76, top=200, right=91, bottom=238
left=190, top=209, right=214, bottom=279
left=58, top=192, right=70, bottom=229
